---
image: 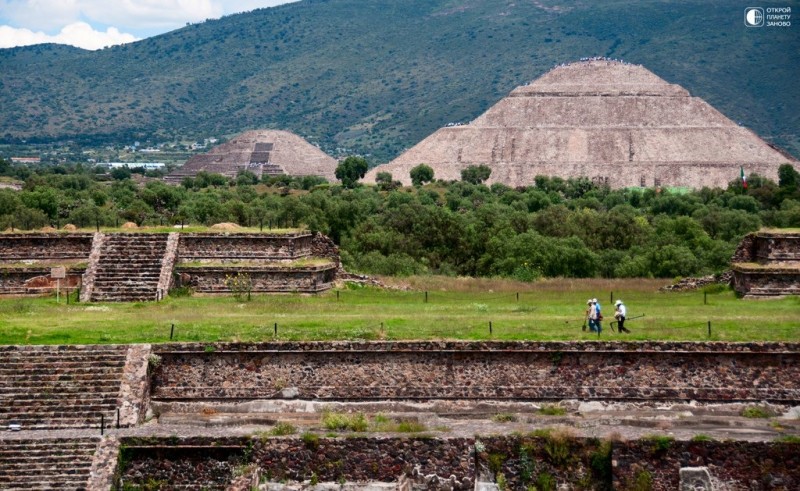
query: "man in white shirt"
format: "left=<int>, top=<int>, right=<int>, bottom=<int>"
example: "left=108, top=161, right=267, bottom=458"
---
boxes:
left=615, top=300, right=630, bottom=333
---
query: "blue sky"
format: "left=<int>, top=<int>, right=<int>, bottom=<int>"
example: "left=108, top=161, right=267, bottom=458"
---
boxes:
left=0, top=0, right=297, bottom=50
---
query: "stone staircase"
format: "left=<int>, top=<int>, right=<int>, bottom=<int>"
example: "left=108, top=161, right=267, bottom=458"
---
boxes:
left=87, top=233, right=171, bottom=302
left=0, top=345, right=128, bottom=430
left=0, top=437, right=98, bottom=490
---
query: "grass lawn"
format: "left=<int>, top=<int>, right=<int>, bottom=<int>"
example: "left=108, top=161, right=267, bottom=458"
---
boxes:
left=0, top=278, right=797, bottom=345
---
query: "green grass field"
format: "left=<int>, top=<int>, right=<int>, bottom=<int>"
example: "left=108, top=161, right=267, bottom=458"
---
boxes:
left=0, top=278, right=797, bottom=345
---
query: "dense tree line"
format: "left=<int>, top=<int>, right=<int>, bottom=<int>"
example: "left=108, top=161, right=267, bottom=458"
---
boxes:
left=1, top=157, right=799, bottom=280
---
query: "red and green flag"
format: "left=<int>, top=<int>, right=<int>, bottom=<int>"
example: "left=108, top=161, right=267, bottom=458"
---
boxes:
left=740, top=167, right=747, bottom=189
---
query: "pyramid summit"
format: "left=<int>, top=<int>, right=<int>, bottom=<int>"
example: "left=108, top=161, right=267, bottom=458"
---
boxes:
left=166, top=130, right=338, bottom=184
left=365, top=60, right=796, bottom=189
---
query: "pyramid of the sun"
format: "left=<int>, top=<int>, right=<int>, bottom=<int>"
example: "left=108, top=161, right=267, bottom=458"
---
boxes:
left=165, top=130, right=338, bottom=184
left=365, top=60, right=796, bottom=188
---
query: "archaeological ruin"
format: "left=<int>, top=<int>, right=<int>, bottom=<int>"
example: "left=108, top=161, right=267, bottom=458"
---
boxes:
left=364, top=60, right=798, bottom=189
left=0, top=231, right=339, bottom=301
left=164, top=130, right=338, bottom=184
left=0, top=341, right=798, bottom=489
left=732, top=229, right=800, bottom=298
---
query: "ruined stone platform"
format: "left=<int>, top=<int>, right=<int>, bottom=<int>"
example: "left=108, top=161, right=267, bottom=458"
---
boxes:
left=732, top=229, right=800, bottom=298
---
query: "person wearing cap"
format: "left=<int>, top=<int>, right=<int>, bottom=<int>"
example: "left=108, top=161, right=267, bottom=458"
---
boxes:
left=587, top=299, right=600, bottom=333
left=614, top=299, right=630, bottom=333
left=593, top=298, right=603, bottom=333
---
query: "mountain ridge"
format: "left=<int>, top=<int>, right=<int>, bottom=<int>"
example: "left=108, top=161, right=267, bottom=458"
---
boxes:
left=1, top=0, right=798, bottom=163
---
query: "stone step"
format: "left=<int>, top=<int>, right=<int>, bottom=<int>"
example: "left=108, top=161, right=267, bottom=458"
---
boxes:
left=0, top=358, right=125, bottom=367
left=0, top=357, right=125, bottom=367
left=0, top=405, right=118, bottom=418
left=0, top=438, right=98, bottom=446
left=0, top=401, right=119, bottom=413
left=0, top=420, right=112, bottom=430
left=0, top=476, right=92, bottom=489
left=93, top=270, right=161, bottom=275
left=0, top=461, right=93, bottom=473
left=0, top=346, right=126, bottom=354
left=92, top=282, right=160, bottom=289
left=0, top=372, right=123, bottom=384
left=92, top=289, right=156, bottom=302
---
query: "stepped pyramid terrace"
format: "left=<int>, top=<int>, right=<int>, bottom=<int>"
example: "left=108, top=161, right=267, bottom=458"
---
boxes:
left=732, top=229, right=800, bottom=298
left=365, top=60, right=797, bottom=189
left=165, top=129, right=338, bottom=184
left=0, top=231, right=339, bottom=301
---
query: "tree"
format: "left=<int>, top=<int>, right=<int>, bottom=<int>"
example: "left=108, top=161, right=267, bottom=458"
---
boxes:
left=375, top=171, right=399, bottom=191
left=461, top=164, right=492, bottom=185
left=335, top=156, right=368, bottom=188
left=410, top=164, right=434, bottom=187
left=778, top=163, right=799, bottom=189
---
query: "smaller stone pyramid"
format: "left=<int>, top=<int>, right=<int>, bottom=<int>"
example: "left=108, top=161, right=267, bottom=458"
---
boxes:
left=365, top=60, right=797, bottom=189
left=165, top=130, right=337, bottom=184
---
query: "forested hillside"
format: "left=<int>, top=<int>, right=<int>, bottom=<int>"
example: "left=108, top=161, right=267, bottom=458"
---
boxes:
left=2, top=158, right=799, bottom=279
left=0, top=0, right=798, bottom=162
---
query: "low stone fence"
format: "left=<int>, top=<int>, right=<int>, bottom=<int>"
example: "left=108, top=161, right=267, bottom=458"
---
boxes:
left=150, top=341, right=800, bottom=403
left=115, top=435, right=800, bottom=490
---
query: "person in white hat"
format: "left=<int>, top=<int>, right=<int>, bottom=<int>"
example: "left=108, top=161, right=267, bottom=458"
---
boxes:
left=614, top=299, right=630, bottom=333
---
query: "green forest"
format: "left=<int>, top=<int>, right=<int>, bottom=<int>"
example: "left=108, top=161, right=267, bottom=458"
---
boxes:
left=1, top=157, right=799, bottom=280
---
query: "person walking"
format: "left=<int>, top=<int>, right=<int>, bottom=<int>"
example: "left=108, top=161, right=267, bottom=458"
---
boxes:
left=593, top=298, right=602, bottom=333
left=615, top=299, right=630, bottom=333
left=587, top=299, right=601, bottom=333
left=583, top=299, right=592, bottom=332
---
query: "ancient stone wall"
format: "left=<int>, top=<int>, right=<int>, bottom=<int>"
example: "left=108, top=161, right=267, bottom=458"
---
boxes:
left=177, top=233, right=314, bottom=261
left=732, top=230, right=800, bottom=297
left=754, top=232, right=800, bottom=262
left=613, top=440, right=800, bottom=491
left=731, top=268, right=800, bottom=297
left=115, top=435, right=800, bottom=490
left=149, top=342, right=800, bottom=403
left=0, top=267, right=83, bottom=295
left=176, top=264, right=336, bottom=293
left=730, top=232, right=757, bottom=263
left=0, top=233, right=93, bottom=260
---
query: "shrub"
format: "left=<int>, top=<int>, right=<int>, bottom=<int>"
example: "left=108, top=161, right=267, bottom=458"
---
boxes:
left=539, top=404, right=566, bottom=416
left=691, top=434, right=714, bottom=442
left=269, top=422, right=297, bottom=436
left=168, top=285, right=193, bottom=297
left=301, top=431, right=320, bottom=449
left=492, top=413, right=518, bottom=423
left=643, top=434, right=674, bottom=453
left=631, top=469, right=653, bottom=491
left=322, top=411, right=368, bottom=432
left=535, top=471, right=556, bottom=491
left=396, top=421, right=427, bottom=433
left=224, top=271, right=252, bottom=301
left=741, top=406, right=772, bottom=418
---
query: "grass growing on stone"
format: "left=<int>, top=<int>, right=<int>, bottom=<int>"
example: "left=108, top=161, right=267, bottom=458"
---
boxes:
left=538, top=405, right=567, bottom=416
left=0, top=277, right=797, bottom=345
left=741, top=406, right=774, bottom=419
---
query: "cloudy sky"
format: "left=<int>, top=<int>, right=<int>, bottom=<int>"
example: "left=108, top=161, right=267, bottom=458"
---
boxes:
left=0, top=0, right=297, bottom=50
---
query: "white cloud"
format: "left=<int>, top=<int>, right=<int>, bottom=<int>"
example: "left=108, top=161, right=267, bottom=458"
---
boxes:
left=0, top=22, right=138, bottom=50
left=0, top=0, right=297, bottom=49
left=0, top=0, right=296, bottom=31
